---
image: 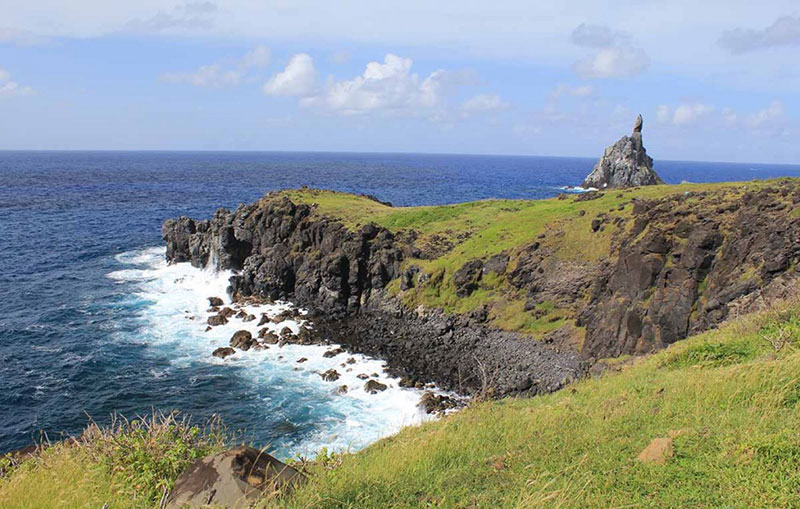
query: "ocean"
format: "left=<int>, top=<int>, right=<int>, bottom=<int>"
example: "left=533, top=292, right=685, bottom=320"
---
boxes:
left=2, top=150, right=800, bottom=457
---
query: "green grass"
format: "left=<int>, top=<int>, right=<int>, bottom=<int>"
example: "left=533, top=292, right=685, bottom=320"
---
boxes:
left=270, top=301, right=800, bottom=508
left=4, top=302, right=800, bottom=508
left=0, top=412, right=227, bottom=509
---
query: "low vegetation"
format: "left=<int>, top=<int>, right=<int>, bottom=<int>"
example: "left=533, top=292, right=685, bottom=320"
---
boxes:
left=3, top=300, right=800, bottom=507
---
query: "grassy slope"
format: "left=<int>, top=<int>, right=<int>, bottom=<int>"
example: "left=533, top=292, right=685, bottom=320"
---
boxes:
left=276, top=301, right=800, bottom=508
left=283, top=181, right=778, bottom=337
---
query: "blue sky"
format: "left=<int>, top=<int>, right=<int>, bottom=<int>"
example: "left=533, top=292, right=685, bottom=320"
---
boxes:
left=1, top=1, right=799, bottom=163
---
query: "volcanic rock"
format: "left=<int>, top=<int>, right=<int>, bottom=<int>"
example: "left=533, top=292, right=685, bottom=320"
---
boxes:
left=364, top=380, right=388, bottom=394
left=212, top=347, right=236, bottom=359
left=582, top=115, right=663, bottom=189
left=230, top=330, right=254, bottom=351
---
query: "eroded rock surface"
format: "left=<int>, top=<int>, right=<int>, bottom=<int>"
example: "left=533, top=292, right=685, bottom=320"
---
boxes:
left=166, top=446, right=304, bottom=508
left=582, top=115, right=663, bottom=189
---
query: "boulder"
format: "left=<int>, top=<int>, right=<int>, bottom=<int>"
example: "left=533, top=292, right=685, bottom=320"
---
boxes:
left=230, top=330, right=254, bottom=351
left=582, top=115, right=663, bottom=189
left=166, top=445, right=304, bottom=508
left=207, top=314, right=228, bottom=327
left=364, top=380, right=388, bottom=394
left=208, top=297, right=224, bottom=307
left=321, top=369, right=340, bottom=381
left=212, top=347, right=236, bottom=359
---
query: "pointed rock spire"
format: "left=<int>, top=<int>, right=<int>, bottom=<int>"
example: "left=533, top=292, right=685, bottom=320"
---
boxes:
left=582, top=114, right=663, bottom=189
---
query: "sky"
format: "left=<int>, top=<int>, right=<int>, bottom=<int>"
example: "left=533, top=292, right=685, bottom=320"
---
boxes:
left=0, top=1, right=799, bottom=163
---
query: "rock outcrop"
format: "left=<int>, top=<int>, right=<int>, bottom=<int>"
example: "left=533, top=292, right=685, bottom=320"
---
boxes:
left=582, top=115, right=663, bottom=189
left=579, top=183, right=800, bottom=358
left=166, top=446, right=304, bottom=508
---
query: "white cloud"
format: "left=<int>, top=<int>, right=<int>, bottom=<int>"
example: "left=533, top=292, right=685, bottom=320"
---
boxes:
left=0, top=67, right=34, bottom=97
left=720, top=16, right=800, bottom=54
left=746, top=100, right=784, bottom=128
left=459, top=94, right=511, bottom=115
left=656, top=103, right=714, bottom=126
left=161, top=45, right=271, bottom=88
left=263, top=53, right=317, bottom=97
left=571, top=23, right=649, bottom=79
left=297, top=53, right=442, bottom=115
left=656, top=100, right=786, bottom=132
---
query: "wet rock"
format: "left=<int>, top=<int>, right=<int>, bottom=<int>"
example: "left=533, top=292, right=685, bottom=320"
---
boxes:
left=242, top=314, right=256, bottom=322
left=258, top=329, right=280, bottom=344
left=219, top=307, right=236, bottom=319
left=364, top=380, right=388, bottom=394
left=208, top=297, right=224, bottom=307
left=321, top=369, right=340, bottom=382
left=336, top=385, right=348, bottom=394
left=323, top=348, right=344, bottom=358
left=212, top=347, right=236, bottom=359
left=356, top=373, right=369, bottom=380
left=418, top=391, right=459, bottom=414
left=207, top=314, right=228, bottom=326
left=230, top=330, right=255, bottom=351
left=296, top=357, right=307, bottom=363
left=166, top=445, right=305, bottom=508
left=257, top=314, right=270, bottom=326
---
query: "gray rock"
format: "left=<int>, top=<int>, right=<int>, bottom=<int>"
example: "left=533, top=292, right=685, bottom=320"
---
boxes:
left=166, top=445, right=304, bottom=508
left=582, top=115, right=663, bottom=189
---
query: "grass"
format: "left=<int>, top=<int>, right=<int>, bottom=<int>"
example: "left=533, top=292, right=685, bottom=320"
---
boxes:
left=0, top=412, right=227, bottom=509
left=4, top=302, right=800, bottom=507
left=270, top=301, right=800, bottom=508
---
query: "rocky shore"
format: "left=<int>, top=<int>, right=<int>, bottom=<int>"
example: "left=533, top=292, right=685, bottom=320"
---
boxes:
left=163, top=195, right=585, bottom=398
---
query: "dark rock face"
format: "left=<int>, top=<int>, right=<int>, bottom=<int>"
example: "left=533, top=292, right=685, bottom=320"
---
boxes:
left=162, top=195, right=405, bottom=317
left=579, top=185, right=800, bottom=358
left=582, top=115, right=663, bottom=189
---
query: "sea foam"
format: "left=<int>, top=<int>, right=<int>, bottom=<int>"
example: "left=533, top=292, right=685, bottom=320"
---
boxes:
left=107, top=247, right=448, bottom=457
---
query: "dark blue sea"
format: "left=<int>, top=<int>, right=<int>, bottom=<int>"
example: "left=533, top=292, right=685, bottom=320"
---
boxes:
left=2, top=150, right=800, bottom=456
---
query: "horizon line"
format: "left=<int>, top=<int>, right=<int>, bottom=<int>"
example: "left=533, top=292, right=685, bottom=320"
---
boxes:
left=0, top=148, right=798, bottom=168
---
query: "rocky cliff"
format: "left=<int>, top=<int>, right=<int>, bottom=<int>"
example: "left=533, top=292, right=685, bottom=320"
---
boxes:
left=582, top=114, right=664, bottom=189
left=162, top=193, right=584, bottom=397
left=163, top=181, right=800, bottom=396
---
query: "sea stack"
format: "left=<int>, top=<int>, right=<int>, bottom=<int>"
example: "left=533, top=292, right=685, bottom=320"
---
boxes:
left=582, top=114, right=663, bottom=189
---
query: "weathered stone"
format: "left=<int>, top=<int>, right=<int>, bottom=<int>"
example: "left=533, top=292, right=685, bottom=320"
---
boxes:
left=364, top=380, right=388, bottom=394
left=212, top=347, right=236, bottom=359
left=208, top=296, right=224, bottom=307
left=230, top=330, right=254, bottom=351
left=582, top=115, right=663, bottom=189
left=166, top=446, right=304, bottom=508
left=321, top=369, right=340, bottom=382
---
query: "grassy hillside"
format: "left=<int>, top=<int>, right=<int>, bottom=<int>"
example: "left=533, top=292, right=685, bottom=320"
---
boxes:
left=271, top=299, right=800, bottom=508
left=3, top=298, right=800, bottom=507
left=283, top=181, right=783, bottom=339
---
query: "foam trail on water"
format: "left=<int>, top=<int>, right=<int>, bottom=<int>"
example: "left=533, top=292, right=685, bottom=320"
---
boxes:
left=108, top=247, right=449, bottom=457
